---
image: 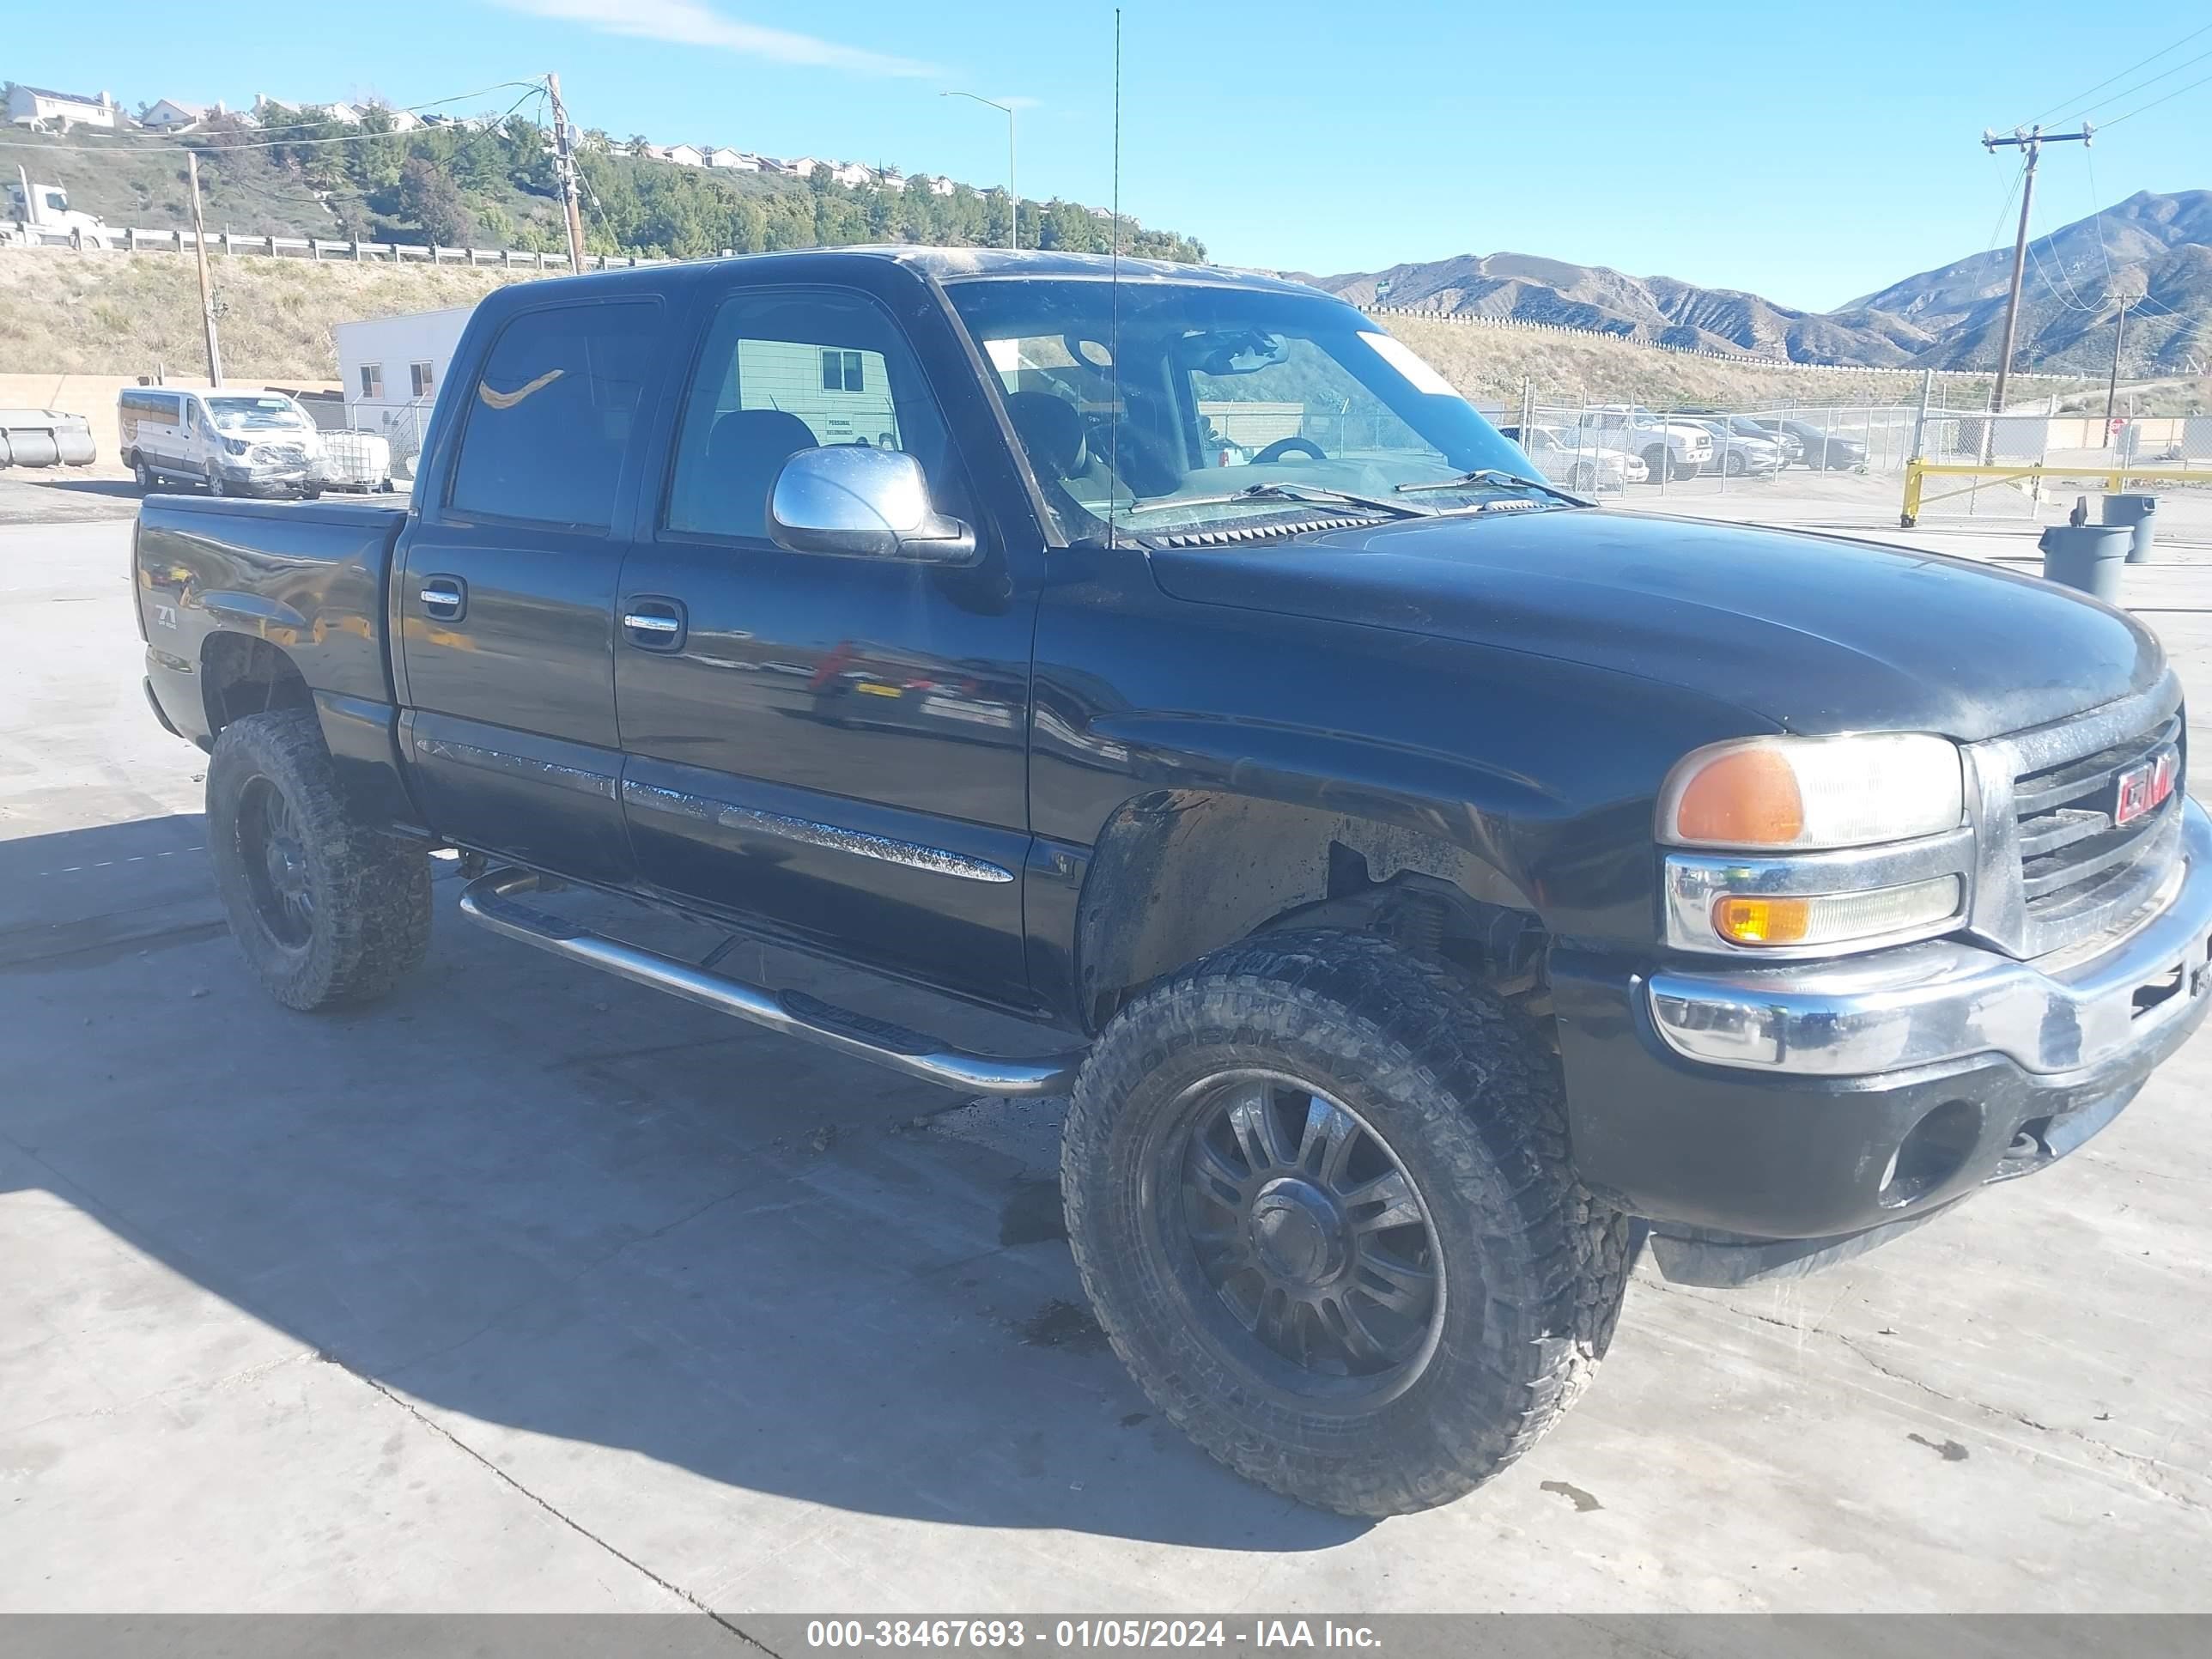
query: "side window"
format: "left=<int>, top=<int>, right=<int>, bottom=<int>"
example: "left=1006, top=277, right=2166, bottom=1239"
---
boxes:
left=359, top=364, right=383, bottom=399
left=665, top=288, right=956, bottom=543
left=183, top=400, right=198, bottom=434
left=448, top=301, right=659, bottom=532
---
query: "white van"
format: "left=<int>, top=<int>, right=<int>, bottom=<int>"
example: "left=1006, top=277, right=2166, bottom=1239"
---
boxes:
left=118, top=387, right=327, bottom=498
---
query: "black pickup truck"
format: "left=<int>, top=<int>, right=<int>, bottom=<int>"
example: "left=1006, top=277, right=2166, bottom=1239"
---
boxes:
left=135, top=247, right=2211, bottom=1517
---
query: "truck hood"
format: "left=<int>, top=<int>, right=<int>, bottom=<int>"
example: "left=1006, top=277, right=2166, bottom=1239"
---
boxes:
left=1144, top=508, right=2164, bottom=741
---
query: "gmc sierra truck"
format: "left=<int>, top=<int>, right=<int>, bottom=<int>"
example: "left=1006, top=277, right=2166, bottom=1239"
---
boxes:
left=134, top=248, right=2211, bottom=1517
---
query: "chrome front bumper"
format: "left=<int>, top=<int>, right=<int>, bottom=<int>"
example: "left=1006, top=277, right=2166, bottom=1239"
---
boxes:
left=1650, top=798, right=2212, bottom=1078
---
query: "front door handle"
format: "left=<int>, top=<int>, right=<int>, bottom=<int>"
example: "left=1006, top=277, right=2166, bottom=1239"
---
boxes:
left=623, top=596, right=687, bottom=652
left=418, top=576, right=467, bottom=622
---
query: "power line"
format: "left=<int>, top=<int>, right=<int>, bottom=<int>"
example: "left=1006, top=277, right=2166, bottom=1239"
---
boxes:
left=2083, top=148, right=2114, bottom=287
left=2071, top=43, right=2212, bottom=123
left=2101, top=64, right=2212, bottom=128
left=2026, top=21, right=2212, bottom=125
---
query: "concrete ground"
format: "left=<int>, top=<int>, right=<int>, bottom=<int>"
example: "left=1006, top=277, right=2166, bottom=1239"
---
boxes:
left=2, top=494, right=2209, bottom=1618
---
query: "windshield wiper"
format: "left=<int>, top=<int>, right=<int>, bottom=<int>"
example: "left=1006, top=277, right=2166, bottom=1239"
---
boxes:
left=1126, top=482, right=1432, bottom=520
left=1395, top=469, right=1588, bottom=507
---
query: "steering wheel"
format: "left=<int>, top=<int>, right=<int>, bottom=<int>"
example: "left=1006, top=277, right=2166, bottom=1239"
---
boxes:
left=1252, top=435, right=1327, bottom=465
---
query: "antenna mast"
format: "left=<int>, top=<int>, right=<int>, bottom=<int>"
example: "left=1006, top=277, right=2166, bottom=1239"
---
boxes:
left=1108, top=7, right=1122, bottom=549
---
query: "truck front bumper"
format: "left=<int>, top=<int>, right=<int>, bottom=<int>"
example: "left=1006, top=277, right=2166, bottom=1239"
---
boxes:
left=1552, top=798, right=2212, bottom=1276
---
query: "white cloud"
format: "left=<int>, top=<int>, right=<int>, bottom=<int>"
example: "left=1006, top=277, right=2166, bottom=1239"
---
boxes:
left=492, top=0, right=942, bottom=79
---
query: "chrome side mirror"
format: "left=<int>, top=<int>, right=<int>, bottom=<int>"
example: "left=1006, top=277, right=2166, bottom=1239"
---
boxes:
left=766, top=446, right=976, bottom=565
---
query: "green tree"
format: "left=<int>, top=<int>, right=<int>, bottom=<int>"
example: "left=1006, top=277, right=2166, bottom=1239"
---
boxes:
left=397, top=155, right=475, bottom=246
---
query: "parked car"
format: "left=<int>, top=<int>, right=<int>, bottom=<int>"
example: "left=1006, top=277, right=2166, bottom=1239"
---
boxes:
left=135, top=248, right=2210, bottom=1519
left=1711, top=413, right=1802, bottom=466
left=1501, top=422, right=1647, bottom=491
left=1580, top=405, right=1714, bottom=483
left=118, top=386, right=327, bottom=498
left=1753, top=416, right=1867, bottom=471
left=1680, top=418, right=1784, bottom=478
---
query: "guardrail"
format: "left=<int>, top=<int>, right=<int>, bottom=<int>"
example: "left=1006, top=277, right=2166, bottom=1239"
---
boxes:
left=1900, top=460, right=2212, bottom=527
left=4, top=222, right=669, bottom=270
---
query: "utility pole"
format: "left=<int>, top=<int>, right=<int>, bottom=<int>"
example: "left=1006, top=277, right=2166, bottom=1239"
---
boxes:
left=2102, top=295, right=2132, bottom=443
left=185, top=151, right=222, bottom=386
left=546, top=72, right=588, bottom=274
left=1981, top=123, right=2092, bottom=419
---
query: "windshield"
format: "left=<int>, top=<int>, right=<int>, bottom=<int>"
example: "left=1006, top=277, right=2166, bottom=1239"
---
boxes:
left=944, top=278, right=1544, bottom=538
left=207, top=395, right=311, bottom=434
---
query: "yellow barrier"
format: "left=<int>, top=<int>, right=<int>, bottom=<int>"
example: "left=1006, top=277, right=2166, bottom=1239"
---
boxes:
left=1900, top=460, right=2212, bottom=527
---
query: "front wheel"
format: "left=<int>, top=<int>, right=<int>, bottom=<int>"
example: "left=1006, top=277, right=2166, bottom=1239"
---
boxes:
left=1062, top=931, right=1632, bottom=1516
left=206, top=708, right=431, bottom=1009
left=1640, top=446, right=1672, bottom=483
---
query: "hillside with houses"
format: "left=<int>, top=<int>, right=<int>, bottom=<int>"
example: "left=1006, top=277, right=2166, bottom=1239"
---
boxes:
left=2, top=76, right=1204, bottom=264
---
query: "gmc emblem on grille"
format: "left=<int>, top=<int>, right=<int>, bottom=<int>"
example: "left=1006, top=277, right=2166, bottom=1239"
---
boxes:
left=2115, top=748, right=2179, bottom=827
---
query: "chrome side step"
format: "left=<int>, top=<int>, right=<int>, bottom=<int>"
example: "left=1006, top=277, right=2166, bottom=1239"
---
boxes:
left=458, top=868, right=1085, bottom=1097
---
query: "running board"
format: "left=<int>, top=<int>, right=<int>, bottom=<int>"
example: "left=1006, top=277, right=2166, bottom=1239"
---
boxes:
left=458, top=868, right=1085, bottom=1097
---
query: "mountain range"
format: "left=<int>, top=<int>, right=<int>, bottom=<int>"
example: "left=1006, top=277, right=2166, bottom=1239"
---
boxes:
left=1298, top=191, right=2212, bottom=377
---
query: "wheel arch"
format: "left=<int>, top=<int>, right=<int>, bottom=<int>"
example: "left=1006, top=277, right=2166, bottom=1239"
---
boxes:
left=199, top=631, right=315, bottom=739
left=1071, top=788, right=1545, bottom=1032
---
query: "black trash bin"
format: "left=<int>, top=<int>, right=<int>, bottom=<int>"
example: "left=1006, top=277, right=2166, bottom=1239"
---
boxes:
left=2039, top=523, right=2132, bottom=602
left=2101, top=493, right=2159, bottom=563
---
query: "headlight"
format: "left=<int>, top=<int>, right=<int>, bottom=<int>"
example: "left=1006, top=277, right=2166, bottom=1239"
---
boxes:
left=222, top=436, right=250, bottom=456
left=1658, top=733, right=1964, bottom=851
left=1659, top=733, right=1972, bottom=956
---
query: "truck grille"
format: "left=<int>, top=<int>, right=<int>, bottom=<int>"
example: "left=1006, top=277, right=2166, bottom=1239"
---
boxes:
left=1997, top=704, right=2185, bottom=957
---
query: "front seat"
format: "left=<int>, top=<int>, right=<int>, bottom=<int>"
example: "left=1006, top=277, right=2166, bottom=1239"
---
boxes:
left=701, top=409, right=819, bottom=540
left=1004, top=391, right=1133, bottom=509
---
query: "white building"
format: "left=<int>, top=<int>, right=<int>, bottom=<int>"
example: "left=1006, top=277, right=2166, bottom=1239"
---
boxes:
left=926, top=175, right=956, bottom=197
left=141, top=100, right=216, bottom=132
left=662, top=143, right=706, bottom=167
left=5, top=85, right=119, bottom=131
left=827, top=161, right=873, bottom=187
left=705, top=147, right=758, bottom=171
left=333, top=305, right=475, bottom=465
left=777, top=156, right=821, bottom=178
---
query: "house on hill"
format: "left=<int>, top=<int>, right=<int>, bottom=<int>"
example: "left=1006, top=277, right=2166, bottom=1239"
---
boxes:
left=5, top=84, right=120, bottom=131
left=141, top=100, right=217, bottom=132
left=705, top=148, right=760, bottom=171
left=663, top=143, right=707, bottom=167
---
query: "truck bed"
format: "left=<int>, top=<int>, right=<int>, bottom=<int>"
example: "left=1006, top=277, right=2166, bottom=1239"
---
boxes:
left=136, top=490, right=410, bottom=748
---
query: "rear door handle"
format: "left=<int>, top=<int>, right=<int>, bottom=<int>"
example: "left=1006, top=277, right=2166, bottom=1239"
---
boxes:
left=418, top=576, right=466, bottom=621
left=623, top=596, right=687, bottom=651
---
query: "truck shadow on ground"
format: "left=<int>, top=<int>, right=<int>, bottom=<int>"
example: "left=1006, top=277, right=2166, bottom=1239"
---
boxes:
left=0, top=816, right=1367, bottom=1553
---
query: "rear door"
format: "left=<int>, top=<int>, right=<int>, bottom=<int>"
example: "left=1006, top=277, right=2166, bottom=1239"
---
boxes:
left=612, top=276, right=1042, bottom=1002
left=396, top=296, right=669, bottom=884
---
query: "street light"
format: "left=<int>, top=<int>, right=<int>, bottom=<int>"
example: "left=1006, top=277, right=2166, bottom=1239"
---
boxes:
left=941, top=90, right=1018, bottom=250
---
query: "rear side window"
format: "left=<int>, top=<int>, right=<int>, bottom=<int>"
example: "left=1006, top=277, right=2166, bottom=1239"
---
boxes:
left=448, top=301, right=659, bottom=531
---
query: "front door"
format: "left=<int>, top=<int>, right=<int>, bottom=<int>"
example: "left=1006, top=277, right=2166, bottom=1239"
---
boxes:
left=613, top=277, right=1042, bottom=1003
left=397, top=296, right=668, bottom=884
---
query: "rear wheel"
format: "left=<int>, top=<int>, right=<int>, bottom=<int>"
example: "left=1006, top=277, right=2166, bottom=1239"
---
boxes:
left=132, top=453, right=155, bottom=491
left=206, top=708, right=431, bottom=1010
left=1062, top=931, right=1632, bottom=1516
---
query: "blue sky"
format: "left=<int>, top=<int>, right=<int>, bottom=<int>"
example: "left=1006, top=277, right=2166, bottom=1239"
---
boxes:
left=9, top=0, right=2210, bottom=310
